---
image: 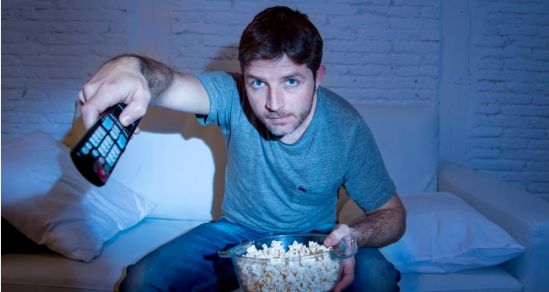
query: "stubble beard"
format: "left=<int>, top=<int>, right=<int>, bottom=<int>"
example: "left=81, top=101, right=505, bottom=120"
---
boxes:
left=262, top=100, right=313, bottom=138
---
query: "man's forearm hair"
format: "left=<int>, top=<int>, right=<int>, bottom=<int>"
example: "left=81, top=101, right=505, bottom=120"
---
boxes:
left=351, top=207, right=406, bottom=248
left=116, top=54, right=175, bottom=99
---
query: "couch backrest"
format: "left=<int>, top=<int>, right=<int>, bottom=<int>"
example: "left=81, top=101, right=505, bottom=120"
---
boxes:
left=351, top=103, right=439, bottom=195
left=110, top=107, right=226, bottom=221
left=63, top=106, right=225, bottom=221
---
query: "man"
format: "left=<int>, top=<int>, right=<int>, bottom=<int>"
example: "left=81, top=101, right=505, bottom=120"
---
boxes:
left=79, top=6, right=405, bottom=291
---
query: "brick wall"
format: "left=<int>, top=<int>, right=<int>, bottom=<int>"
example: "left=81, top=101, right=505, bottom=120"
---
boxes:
left=467, top=0, right=549, bottom=197
left=169, top=0, right=440, bottom=104
left=2, top=0, right=130, bottom=139
left=2, top=0, right=440, bottom=141
left=2, top=0, right=547, bottom=199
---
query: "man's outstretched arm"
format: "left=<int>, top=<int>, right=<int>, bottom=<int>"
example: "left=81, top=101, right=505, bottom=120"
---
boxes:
left=79, top=54, right=209, bottom=129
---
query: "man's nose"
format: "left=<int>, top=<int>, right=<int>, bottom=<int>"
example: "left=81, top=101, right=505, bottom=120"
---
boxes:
left=266, top=87, right=284, bottom=112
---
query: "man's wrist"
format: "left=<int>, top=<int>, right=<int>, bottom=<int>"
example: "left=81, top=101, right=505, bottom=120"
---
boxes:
left=110, top=54, right=142, bottom=71
left=113, top=54, right=175, bottom=99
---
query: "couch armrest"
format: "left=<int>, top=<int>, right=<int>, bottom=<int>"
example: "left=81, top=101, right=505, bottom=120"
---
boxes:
left=438, top=162, right=549, bottom=292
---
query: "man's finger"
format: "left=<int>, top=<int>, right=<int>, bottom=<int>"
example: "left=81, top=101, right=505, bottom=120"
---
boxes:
left=324, top=224, right=351, bottom=247
left=80, top=83, right=122, bottom=129
left=78, top=90, right=86, bottom=104
left=333, top=258, right=355, bottom=292
left=118, top=86, right=150, bottom=126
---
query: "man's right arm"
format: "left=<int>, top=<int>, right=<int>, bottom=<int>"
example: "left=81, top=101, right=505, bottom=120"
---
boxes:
left=79, top=54, right=209, bottom=129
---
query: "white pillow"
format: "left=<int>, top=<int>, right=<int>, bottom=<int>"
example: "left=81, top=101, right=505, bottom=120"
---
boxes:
left=380, top=192, right=524, bottom=273
left=1, top=131, right=155, bottom=262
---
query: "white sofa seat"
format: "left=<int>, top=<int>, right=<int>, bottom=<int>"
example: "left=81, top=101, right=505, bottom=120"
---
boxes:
left=2, top=219, right=204, bottom=291
left=1, top=216, right=525, bottom=292
left=399, top=267, right=523, bottom=292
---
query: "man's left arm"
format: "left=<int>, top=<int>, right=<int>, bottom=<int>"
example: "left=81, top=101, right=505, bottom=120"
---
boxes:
left=326, top=192, right=406, bottom=248
left=349, top=192, right=406, bottom=247
left=325, top=193, right=406, bottom=292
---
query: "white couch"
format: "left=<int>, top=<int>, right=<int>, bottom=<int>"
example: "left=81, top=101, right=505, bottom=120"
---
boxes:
left=2, top=103, right=548, bottom=292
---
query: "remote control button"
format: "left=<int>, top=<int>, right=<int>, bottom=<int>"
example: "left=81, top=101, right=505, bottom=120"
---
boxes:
left=111, top=144, right=121, bottom=156
left=102, top=116, right=114, bottom=130
left=81, top=147, right=90, bottom=155
left=109, top=125, right=121, bottom=140
left=97, top=166, right=108, bottom=180
left=80, top=142, right=92, bottom=155
left=98, top=135, right=114, bottom=157
left=81, top=142, right=93, bottom=155
left=105, top=153, right=115, bottom=167
left=106, top=145, right=121, bottom=167
left=92, top=149, right=99, bottom=158
left=90, top=127, right=107, bottom=147
left=117, top=135, right=127, bottom=149
left=98, top=145, right=108, bottom=157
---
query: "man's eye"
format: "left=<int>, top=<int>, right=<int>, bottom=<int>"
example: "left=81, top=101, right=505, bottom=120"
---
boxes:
left=286, top=79, right=298, bottom=87
left=251, top=80, right=265, bottom=88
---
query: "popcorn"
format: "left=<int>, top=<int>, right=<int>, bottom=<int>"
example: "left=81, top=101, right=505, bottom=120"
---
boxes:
left=235, top=240, right=341, bottom=292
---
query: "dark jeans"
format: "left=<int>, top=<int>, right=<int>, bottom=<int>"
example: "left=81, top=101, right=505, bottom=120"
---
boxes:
left=120, top=218, right=400, bottom=291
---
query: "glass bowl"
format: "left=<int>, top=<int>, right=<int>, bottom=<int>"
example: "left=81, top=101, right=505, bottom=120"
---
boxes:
left=219, top=233, right=357, bottom=292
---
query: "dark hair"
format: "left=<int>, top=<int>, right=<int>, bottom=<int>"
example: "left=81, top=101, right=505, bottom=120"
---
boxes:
left=238, top=6, right=323, bottom=74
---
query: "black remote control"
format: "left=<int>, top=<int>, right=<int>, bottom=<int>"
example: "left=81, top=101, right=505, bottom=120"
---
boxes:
left=71, top=103, right=140, bottom=186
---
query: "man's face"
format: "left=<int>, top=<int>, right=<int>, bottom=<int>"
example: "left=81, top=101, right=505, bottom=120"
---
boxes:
left=243, top=55, right=322, bottom=143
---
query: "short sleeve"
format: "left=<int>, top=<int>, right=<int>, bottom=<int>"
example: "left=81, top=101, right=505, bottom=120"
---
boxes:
left=344, top=121, right=396, bottom=211
left=193, top=72, right=241, bottom=132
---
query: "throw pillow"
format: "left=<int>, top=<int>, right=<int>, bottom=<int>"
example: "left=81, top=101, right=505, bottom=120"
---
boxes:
left=1, top=131, right=155, bottom=262
left=379, top=192, right=524, bottom=273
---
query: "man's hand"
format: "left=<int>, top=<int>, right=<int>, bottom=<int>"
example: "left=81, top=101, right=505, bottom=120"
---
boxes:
left=324, top=224, right=357, bottom=292
left=79, top=56, right=151, bottom=130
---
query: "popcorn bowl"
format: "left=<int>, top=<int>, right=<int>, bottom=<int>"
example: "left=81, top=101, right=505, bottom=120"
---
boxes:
left=218, top=233, right=357, bottom=292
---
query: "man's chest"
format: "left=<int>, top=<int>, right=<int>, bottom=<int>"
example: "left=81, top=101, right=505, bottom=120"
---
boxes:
left=227, top=127, right=348, bottom=197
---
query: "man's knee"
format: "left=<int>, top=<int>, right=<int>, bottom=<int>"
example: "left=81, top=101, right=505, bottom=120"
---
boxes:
left=120, top=261, right=157, bottom=292
left=119, top=247, right=200, bottom=291
left=346, top=248, right=400, bottom=292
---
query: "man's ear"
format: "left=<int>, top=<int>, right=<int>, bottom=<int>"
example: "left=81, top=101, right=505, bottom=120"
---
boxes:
left=315, top=65, right=326, bottom=89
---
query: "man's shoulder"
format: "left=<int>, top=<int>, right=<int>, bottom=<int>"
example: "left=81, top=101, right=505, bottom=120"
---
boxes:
left=318, top=87, right=363, bottom=124
left=194, top=71, right=240, bottom=86
left=194, top=71, right=245, bottom=98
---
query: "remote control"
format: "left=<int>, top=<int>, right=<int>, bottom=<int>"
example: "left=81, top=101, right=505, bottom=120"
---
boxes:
left=71, top=103, right=140, bottom=186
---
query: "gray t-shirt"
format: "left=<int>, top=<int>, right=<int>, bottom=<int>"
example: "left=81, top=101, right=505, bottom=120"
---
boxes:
left=195, top=72, right=395, bottom=233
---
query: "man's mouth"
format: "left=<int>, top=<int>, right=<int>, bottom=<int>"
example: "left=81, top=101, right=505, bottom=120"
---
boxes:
left=265, top=114, right=291, bottom=124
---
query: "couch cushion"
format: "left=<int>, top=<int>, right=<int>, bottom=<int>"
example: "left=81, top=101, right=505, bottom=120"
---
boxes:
left=1, top=218, right=203, bottom=291
left=351, top=104, right=438, bottom=193
left=399, top=266, right=522, bottom=292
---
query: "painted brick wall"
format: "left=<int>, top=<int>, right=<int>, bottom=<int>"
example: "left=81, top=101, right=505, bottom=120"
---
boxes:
left=468, top=0, right=549, bottom=197
left=2, top=0, right=130, bottom=139
left=2, top=0, right=439, bottom=141
left=169, top=0, right=440, bottom=104
left=2, top=0, right=548, bottom=198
